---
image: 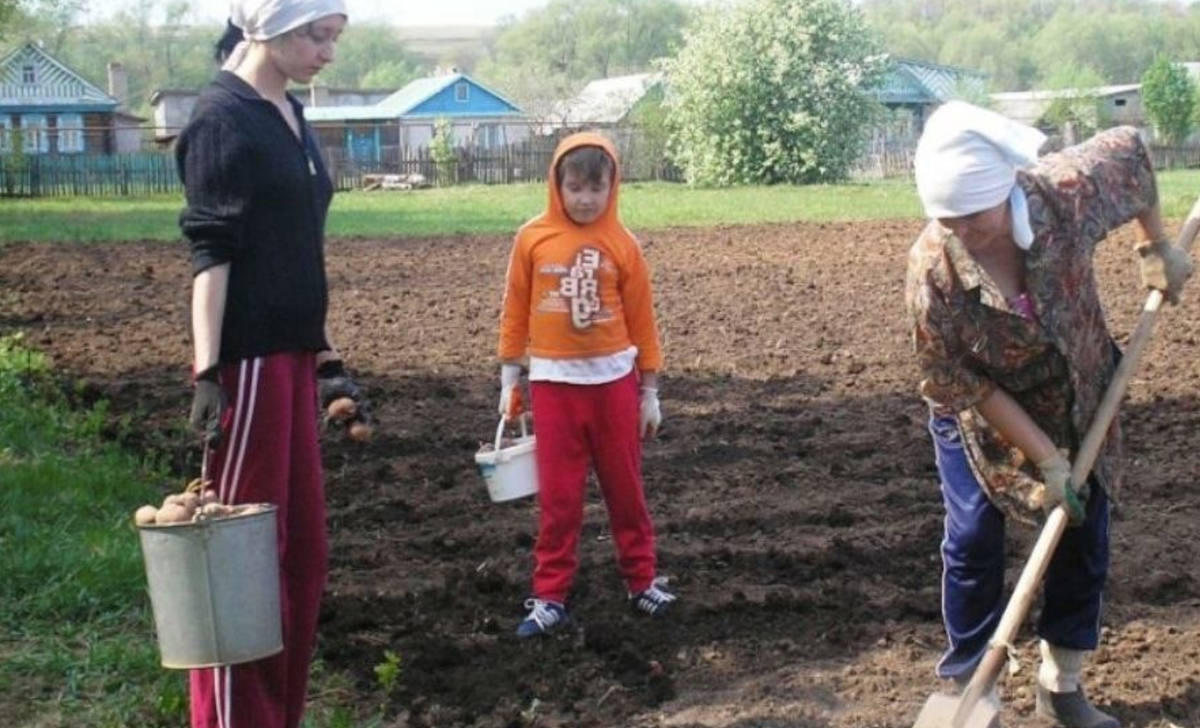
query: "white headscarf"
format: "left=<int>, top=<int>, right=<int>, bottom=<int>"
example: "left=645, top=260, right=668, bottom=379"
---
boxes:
left=223, top=0, right=347, bottom=70
left=914, top=101, right=1047, bottom=248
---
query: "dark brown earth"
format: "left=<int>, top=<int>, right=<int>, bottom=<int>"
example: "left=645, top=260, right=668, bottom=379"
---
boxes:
left=3, top=220, right=1200, bottom=728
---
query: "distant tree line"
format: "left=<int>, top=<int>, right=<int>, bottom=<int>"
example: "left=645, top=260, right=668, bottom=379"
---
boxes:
left=2, top=0, right=1199, bottom=185
left=862, top=0, right=1200, bottom=91
left=5, top=0, right=1196, bottom=117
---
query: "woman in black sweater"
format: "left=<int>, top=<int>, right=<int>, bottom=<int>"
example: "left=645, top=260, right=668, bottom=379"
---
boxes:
left=176, top=2, right=365, bottom=726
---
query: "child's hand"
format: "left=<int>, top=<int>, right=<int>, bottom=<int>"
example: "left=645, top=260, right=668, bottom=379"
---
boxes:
left=499, top=364, right=524, bottom=420
left=639, top=387, right=661, bottom=440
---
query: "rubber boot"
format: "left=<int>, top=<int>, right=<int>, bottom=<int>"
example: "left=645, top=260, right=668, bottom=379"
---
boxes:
left=1036, top=641, right=1120, bottom=728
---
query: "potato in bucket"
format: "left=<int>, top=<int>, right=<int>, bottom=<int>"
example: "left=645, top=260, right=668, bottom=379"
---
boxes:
left=135, top=479, right=282, bottom=668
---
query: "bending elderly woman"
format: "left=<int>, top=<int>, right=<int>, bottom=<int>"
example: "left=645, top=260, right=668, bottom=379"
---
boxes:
left=905, top=102, right=1191, bottom=728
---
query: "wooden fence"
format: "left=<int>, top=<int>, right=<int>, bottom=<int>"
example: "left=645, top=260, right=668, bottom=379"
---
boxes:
left=324, top=136, right=683, bottom=190
left=4, top=137, right=1198, bottom=198
left=0, top=138, right=681, bottom=197
left=0, top=152, right=180, bottom=197
left=1149, top=144, right=1200, bottom=171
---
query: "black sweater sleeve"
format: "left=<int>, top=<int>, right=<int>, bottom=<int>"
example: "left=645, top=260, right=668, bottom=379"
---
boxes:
left=177, top=113, right=254, bottom=275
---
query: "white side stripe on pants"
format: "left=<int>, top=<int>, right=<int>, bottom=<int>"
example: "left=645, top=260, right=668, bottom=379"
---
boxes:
left=213, top=357, right=260, bottom=728
left=221, top=358, right=261, bottom=507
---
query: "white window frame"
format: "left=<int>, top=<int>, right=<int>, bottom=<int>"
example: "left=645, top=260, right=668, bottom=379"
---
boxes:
left=21, top=114, right=50, bottom=154
left=58, top=113, right=84, bottom=153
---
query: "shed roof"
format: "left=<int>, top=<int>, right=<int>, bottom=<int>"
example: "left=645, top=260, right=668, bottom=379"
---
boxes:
left=990, top=84, right=1141, bottom=102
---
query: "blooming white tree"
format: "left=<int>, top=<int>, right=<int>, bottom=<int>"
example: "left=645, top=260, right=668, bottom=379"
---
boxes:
left=662, top=0, right=885, bottom=185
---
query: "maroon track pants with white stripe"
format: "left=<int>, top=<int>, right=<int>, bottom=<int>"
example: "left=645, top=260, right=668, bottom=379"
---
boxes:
left=190, top=352, right=328, bottom=728
left=529, top=371, right=657, bottom=604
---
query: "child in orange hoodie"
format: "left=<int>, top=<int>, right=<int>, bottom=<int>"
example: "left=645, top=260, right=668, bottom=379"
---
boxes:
left=497, top=132, right=675, bottom=638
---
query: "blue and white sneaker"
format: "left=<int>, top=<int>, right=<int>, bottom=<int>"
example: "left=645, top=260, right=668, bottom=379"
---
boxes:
left=516, top=598, right=570, bottom=639
left=629, top=577, right=676, bottom=617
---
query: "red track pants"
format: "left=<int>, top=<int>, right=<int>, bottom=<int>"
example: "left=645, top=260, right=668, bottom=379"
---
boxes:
left=529, top=371, right=657, bottom=603
left=190, top=352, right=328, bottom=728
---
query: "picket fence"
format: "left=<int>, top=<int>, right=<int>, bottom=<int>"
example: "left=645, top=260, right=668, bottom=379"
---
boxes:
left=1, top=140, right=1198, bottom=198
left=0, top=152, right=179, bottom=197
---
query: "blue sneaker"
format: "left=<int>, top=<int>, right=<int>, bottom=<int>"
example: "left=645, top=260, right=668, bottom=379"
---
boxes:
left=516, top=598, right=570, bottom=639
left=629, top=577, right=676, bottom=617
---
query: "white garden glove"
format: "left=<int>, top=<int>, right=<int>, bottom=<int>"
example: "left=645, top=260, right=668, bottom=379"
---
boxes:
left=639, top=386, right=661, bottom=440
left=498, top=364, right=523, bottom=420
left=1137, top=237, right=1193, bottom=305
left=1035, top=452, right=1085, bottom=525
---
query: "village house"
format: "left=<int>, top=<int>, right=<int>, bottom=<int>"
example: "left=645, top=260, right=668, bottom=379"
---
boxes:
left=872, top=57, right=988, bottom=135
left=149, top=85, right=394, bottom=144
left=0, top=42, right=145, bottom=155
left=990, top=84, right=1145, bottom=130
left=545, top=72, right=664, bottom=133
left=301, top=70, right=528, bottom=163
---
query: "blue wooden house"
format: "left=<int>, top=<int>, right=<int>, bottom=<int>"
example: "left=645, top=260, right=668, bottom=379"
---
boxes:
left=304, top=71, right=528, bottom=163
left=0, top=42, right=125, bottom=155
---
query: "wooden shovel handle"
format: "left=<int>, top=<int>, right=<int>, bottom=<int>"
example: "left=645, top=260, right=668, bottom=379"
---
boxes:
left=954, top=196, right=1200, bottom=727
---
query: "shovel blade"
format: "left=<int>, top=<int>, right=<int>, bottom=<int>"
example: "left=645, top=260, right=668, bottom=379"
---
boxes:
left=912, top=691, right=1000, bottom=728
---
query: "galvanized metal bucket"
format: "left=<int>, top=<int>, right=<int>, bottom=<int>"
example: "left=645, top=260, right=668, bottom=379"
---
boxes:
left=138, top=506, right=282, bottom=669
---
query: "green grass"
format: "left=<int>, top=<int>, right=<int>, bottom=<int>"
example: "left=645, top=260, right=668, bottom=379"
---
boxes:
left=0, top=335, right=186, bottom=727
left=0, top=335, right=381, bottom=727
left=1, top=171, right=1199, bottom=245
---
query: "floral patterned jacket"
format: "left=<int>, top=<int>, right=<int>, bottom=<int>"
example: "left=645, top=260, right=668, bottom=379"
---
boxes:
left=906, top=127, right=1157, bottom=524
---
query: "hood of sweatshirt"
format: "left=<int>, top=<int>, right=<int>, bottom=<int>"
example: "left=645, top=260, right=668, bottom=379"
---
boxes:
left=543, top=131, right=621, bottom=229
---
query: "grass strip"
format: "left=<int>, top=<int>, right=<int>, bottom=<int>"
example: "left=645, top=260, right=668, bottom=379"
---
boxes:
left=1, top=172, right=1197, bottom=246
left=0, top=335, right=185, bottom=727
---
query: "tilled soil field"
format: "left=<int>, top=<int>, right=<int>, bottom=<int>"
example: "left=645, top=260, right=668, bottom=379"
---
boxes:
left=3, top=220, right=1200, bottom=728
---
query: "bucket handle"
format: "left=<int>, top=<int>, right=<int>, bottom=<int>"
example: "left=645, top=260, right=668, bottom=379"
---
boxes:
left=495, top=413, right=530, bottom=451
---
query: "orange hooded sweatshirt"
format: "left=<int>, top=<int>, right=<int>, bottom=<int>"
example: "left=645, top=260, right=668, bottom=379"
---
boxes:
left=498, top=132, right=663, bottom=371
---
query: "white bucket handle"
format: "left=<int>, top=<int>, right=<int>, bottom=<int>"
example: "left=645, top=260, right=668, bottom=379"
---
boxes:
left=495, top=413, right=530, bottom=451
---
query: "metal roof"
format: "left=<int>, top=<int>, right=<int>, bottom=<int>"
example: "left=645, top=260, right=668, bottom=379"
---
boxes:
left=874, top=58, right=987, bottom=105
left=304, top=72, right=523, bottom=123
left=554, top=73, right=663, bottom=125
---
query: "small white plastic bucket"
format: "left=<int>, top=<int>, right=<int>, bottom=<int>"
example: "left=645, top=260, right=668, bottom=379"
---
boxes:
left=474, top=415, right=538, bottom=502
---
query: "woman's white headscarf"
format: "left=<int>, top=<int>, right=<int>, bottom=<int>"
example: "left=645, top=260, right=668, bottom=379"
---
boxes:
left=223, top=0, right=347, bottom=71
left=914, top=101, right=1047, bottom=249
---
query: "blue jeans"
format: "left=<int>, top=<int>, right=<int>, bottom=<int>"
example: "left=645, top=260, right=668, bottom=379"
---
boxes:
left=928, top=415, right=1110, bottom=681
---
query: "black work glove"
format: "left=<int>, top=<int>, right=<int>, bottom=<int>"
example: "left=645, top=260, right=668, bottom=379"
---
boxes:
left=317, top=359, right=374, bottom=438
left=189, top=365, right=227, bottom=448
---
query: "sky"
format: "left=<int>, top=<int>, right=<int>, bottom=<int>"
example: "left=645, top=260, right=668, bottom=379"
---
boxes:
left=81, top=0, right=1196, bottom=28
left=84, top=0, right=566, bottom=27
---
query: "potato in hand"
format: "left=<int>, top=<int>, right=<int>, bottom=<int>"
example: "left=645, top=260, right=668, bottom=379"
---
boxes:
left=327, top=397, right=357, bottom=422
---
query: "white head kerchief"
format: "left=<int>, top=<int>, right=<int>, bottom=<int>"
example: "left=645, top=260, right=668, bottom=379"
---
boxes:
left=914, top=101, right=1046, bottom=248
left=223, top=0, right=346, bottom=70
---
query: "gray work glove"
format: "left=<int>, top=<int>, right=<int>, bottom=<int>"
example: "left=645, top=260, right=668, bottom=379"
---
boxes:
left=189, top=365, right=227, bottom=448
left=1035, top=452, right=1086, bottom=525
left=1137, top=237, right=1193, bottom=305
